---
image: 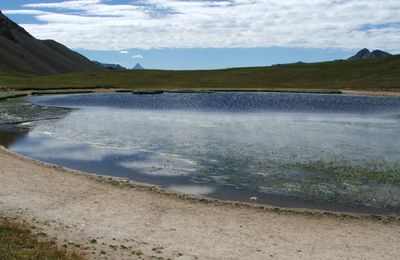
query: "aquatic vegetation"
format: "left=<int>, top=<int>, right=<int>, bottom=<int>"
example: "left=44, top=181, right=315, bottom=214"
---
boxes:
left=0, top=98, right=70, bottom=125
left=298, top=160, right=400, bottom=186
left=283, top=161, right=400, bottom=208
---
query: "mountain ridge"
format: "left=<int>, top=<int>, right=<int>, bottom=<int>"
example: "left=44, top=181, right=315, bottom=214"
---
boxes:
left=93, top=61, right=126, bottom=70
left=348, top=48, right=392, bottom=60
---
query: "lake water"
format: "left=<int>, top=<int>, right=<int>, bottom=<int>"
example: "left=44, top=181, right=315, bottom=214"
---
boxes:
left=1, top=92, right=400, bottom=214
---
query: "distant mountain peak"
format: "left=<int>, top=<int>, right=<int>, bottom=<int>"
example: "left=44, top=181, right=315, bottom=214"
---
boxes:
left=93, top=61, right=126, bottom=70
left=348, top=48, right=392, bottom=60
left=133, top=63, right=144, bottom=70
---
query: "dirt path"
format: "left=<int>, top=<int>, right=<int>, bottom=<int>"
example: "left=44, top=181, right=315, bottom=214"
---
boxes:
left=0, top=148, right=399, bottom=259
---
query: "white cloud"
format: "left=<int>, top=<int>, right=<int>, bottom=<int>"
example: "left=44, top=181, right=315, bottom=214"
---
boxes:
left=24, top=0, right=103, bottom=10
left=3, top=10, right=48, bottom=15
left=132, top=54, right=144, bottom=59
left=4, top=0, right=400, bottom=52
left=120, top=50, right=129, bottom=54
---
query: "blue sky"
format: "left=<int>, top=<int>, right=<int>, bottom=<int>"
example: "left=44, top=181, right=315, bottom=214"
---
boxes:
left=77, top=47, right=354, bottom=70
left=2, top=0, right=399, bottom=70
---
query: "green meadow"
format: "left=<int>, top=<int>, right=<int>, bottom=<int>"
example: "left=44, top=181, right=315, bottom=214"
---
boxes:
left=1, top=55, right=399, bottom=92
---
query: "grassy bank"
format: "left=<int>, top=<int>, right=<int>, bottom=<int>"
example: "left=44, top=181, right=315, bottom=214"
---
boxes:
left=0, top=218, right=83, bottom=260
left=0, top=93, right=27, bottom=100
left=31, top=90, right=95, bottom=95
left=0, top=55, right=399, bottom=92
left=126, top=88, right=342, bottom=94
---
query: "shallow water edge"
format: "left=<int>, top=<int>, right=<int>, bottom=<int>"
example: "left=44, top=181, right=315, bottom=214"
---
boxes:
left=1, top=146, right=399, bottom=221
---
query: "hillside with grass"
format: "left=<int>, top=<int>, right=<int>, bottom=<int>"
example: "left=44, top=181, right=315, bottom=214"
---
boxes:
left=0, top=54, right=399, bottom=92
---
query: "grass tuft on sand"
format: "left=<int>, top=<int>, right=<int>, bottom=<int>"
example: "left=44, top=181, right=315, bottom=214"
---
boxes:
left=0, top=218, right=83, bottom=260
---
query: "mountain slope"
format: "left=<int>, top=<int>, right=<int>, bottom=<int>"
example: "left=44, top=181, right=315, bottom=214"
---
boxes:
left=348, top=48, right=392, bottom=60
left=0, top=11, right=100, bottom=75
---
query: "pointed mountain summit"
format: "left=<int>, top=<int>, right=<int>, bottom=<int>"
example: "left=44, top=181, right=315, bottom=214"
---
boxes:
left=133, top=63, right=145, bottom=70
left=348, top=48, right=392, bottom=60
left=348, top=48, right=371, bottom=60
left=0, top=10, right=100, bottom=74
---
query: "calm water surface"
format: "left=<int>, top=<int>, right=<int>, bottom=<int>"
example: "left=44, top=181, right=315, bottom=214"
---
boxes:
left=1, top=92, right=400, bottom=214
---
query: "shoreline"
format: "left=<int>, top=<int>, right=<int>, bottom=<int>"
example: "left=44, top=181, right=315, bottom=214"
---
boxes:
left=2, top=147, right=399, bottom=221
left=1, top=147, right=400, bottom=259
left=341, top=89, right=400, bottom=97
left=1, top=88, right=400, bottom=99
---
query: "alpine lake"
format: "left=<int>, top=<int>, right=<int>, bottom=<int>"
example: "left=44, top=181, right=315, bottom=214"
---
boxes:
left=1, top=92, right=400, bottom=214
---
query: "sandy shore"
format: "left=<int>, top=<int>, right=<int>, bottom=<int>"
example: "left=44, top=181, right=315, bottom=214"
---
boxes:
left=0, top=148, right=399, bottom=259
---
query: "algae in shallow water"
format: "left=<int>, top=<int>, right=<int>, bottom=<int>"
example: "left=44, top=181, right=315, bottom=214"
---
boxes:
left=0, top=98, right=70, bottom=125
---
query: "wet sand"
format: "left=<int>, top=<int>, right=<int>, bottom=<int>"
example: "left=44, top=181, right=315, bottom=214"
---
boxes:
left=0, top=147, right=399, bottom=259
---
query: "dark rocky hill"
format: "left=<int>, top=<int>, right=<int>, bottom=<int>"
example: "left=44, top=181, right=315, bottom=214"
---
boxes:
left=93, top=61, right=126, bottom=70
left=0, top=10, right=100, bottom=75
left=348, top=48, right=392, bottom=60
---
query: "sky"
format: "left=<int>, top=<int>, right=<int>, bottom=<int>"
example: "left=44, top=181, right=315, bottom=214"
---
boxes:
left=1, top=0, right=399, bottom=70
